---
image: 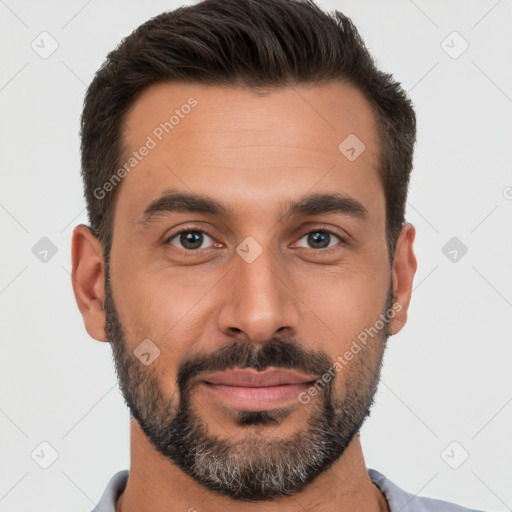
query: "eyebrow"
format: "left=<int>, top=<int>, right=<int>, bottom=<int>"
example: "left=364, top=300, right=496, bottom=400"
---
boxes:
left=137, top=188, right=368, bottom=228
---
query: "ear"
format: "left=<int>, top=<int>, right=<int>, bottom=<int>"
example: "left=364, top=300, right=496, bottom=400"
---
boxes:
left=71, top=224, right=107, bottom=342
left=388, top=222, right=417, bottom=336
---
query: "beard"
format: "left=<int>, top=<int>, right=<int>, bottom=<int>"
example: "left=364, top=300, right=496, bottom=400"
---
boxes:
left=104, top=263, right=391, bottom=501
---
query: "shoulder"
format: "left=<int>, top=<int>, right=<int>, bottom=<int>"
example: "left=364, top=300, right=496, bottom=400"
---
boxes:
left=369, top=469, right=488, bottom=512
left=90, top=470, right=129, bottom=512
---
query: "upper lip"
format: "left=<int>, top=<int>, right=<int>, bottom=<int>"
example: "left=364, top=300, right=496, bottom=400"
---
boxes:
left=202, top=368, right=317, bottom=387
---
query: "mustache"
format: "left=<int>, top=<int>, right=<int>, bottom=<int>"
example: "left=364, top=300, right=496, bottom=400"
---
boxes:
left=176, top=337, right=333, bottom=392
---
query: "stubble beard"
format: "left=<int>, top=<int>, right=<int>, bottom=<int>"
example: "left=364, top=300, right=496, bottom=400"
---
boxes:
left=104, top=265, right=391, bottom=501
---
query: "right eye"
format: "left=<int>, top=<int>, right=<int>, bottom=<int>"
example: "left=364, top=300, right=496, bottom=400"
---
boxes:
left=166, top=228, right=216, bottom=251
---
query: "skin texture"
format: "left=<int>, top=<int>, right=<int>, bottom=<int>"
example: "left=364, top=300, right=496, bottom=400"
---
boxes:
left=72, top=81, right=417, bottom=512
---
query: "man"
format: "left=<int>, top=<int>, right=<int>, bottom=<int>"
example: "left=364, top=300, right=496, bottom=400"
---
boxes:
left=71, top=0, right=485, bottom=510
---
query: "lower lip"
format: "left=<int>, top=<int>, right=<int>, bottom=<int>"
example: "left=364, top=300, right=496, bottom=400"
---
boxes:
left=201, top=382, right=312, bottom=411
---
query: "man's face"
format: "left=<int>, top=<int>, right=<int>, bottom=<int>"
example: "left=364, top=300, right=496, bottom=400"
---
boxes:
left=105, top=81, right=394, bottom=499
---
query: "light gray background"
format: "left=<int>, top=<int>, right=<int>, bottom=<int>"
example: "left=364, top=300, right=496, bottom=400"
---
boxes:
left=1, top=0, right=511, bottom=510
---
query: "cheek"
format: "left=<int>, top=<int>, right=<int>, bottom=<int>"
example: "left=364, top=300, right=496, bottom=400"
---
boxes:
left=296, top=264, right=389, bottom=347
left=109, top=258, right=220, bottom=359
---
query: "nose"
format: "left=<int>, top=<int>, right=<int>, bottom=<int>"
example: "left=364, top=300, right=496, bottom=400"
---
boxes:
left=217, top=246, right=301, bottom=345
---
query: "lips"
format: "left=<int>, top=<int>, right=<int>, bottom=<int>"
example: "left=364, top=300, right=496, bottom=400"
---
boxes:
left=199, top=368, right=319, bottom=411
left=202, top=368, right=317, bottom=387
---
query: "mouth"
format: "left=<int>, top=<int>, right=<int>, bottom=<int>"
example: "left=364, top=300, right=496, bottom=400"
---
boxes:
left=200, top=368, right=317, bottom=411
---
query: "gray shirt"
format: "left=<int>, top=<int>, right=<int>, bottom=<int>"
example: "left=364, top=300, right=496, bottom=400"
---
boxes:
left=91, top=468, right=486, bottom=511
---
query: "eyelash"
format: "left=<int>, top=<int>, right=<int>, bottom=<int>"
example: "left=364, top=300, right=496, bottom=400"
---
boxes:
left=164, top=225, right=346, bottom=254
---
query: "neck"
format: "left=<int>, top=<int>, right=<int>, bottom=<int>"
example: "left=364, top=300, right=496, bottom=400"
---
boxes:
left=115, top=418, right=388, bottom=512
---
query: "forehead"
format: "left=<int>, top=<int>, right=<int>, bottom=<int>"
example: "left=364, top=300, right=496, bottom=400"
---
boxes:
left=115, top=80, right=383, bottom=230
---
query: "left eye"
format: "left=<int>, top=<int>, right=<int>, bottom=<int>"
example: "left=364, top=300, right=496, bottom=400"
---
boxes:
left=167, top=230, right=215, bottom=250
left=295, top=230, right=341, bottom=250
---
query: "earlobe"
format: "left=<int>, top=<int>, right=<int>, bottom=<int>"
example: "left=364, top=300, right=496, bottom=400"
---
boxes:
left=388, top=223, right=417, bottom=336
left=71, top=224, right=108, bottom=342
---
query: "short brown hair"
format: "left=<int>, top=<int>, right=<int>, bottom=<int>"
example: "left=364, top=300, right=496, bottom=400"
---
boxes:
left=80, top=0, right=416, bottom=263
